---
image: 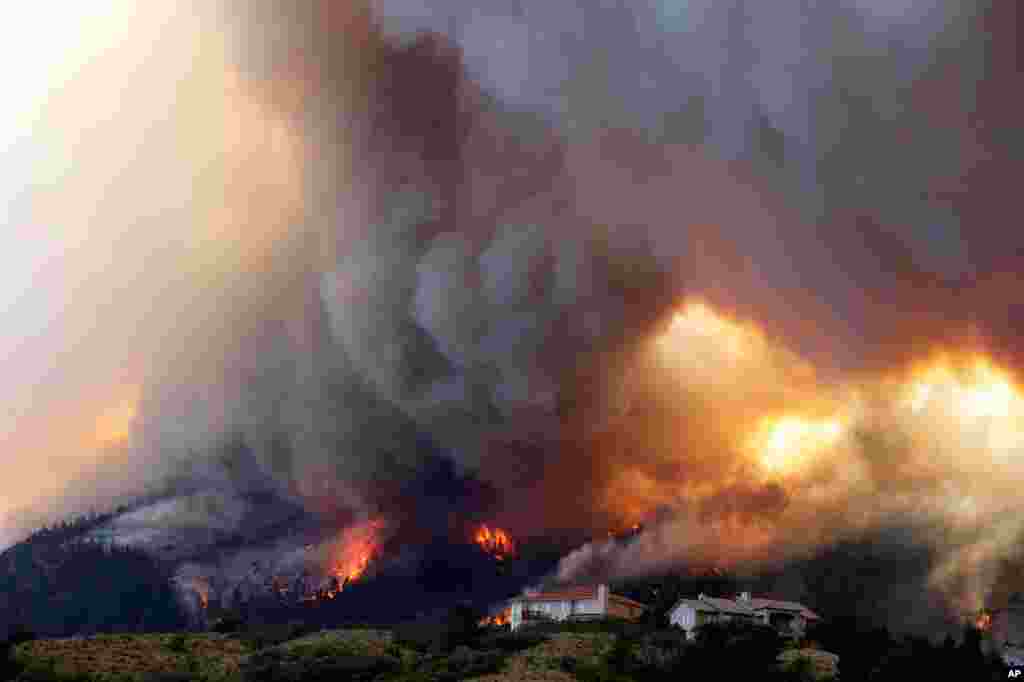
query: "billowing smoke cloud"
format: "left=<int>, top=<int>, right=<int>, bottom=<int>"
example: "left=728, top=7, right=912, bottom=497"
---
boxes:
left=2, top=0, right=1022, bottom=629
left=550, top=302, right=1024, bottom=616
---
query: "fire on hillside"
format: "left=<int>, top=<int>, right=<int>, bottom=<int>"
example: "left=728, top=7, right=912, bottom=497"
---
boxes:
left=478, top=608, right=512, bottom=627
left=976, top=610, right=992, bottom=632
left=474, top=525, right=515, bottom=562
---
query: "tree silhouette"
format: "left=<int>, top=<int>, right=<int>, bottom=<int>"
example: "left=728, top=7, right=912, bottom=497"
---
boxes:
left=0, top=513, right=187, bottom=638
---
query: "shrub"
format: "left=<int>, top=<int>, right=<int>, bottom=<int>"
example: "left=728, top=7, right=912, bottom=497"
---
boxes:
left=473, top=631, right=548, bottom=653
left=778, top=655, right=819, bottom=682
left=394, top=606, right=482, bottom=655
left=165, top=635, right=188, bottom=653
left=392, top=621, right=437, bottom=653
left=634, top=629, right=690, bottom=672
left=284, top=622, right=319, bottom=641
left=140, top=674, right=195, bottom=682
left=7, top=628, right=36, bottom=647
left=558, top=655, right=578, bottom=673
left=606, top=635, right=634, bottom=672
left=9, top=659, right=95, bottom=682
left=1, top=640, right=22, bottom=682
left=210, top=613, right=245, bottom=635
left=571, top=661, right=635, bottom=682
left=240, top=654, right=400, bottom=682
left=519, top=617, right=653, bottom=639
left=445, top=646, right=504, bottom=678
left=242, top=624, right=306, bottom=650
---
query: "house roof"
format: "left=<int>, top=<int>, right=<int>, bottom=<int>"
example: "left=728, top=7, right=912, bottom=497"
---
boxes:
left=749, top=598, right=820, bottom=619
left=671, top=599, right=728, bottom=614
left=701, top=596, right=756, bottom=615
left=609, top=593, right=647, bottom=610
left=670, top=594, right=820, bottom=620
left=510, top=585, right=646, bottom=609
left=511, top=586, right=599, bottom=603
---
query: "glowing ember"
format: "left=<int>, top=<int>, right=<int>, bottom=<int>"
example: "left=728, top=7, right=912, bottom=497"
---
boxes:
left=668, top=300, right=763, bottom=359
left=976, top=611, right=992, bottom=631
left=607, top=523, right=643, bottom=540
left=901, top=355, right=1022, bottom=420
left=474, top=524, right=515, bottom=561
left=91, top=389, right=139, bottom=448
left=479, top=608, right=512, bottom=627
left=324, top=519, right=384, bottom=591
left=748, top=414, right=847, bottom=475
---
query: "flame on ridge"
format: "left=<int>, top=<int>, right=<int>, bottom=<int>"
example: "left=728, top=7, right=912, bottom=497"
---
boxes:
left=322, top=518, right=385, bottom=597
left=474, top=524, right=515, bottom=561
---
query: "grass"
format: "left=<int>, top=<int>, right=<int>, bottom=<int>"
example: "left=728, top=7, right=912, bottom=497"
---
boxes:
left=10, top=629, right=561, bottom=682
left=7, top=628, right=643, bottom=682
left=13, top=633, right=253, bottom=681
left=255, top=628, right=423, bottom=673
left=471, top=632, right=618, bottom=682
left=10, top=623, right=825, bottom=682
left=276, top=628, right=401, bottom=658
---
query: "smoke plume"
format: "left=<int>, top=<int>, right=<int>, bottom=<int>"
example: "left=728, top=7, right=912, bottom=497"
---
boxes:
left=2, top=0, right=1022, bottom=628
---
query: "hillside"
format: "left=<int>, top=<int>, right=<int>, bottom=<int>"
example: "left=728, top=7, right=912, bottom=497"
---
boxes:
left=2, top=621, right=820, bottom=682
left=3, top=615, right=1017, bottom=682
left=0, top=514, right=187, bottom=640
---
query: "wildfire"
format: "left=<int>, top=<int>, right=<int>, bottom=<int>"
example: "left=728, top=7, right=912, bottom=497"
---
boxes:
left=91, top=388, right=140, bottom=448
left=323, top=518, right=384, bottom=595
left=479, top=608, right=512, bottom=627
left=667, top=300, right=765, bottom=360
left=748, top=414, right=847, bottom=475
left=608, top=523, right=643, bottom=540
left=173, top=574, right=210, bottom=610
left=474, top=524, right=516, bottom=561
left=901, top=355, right=1019, bottom=417
left=976, top=610, right=992, bottom=631
left=193, top=577, right=210, bottom=609
left=896, top=354, right=1024, bottom=459
left=578, top=296, right=1024, bottom=615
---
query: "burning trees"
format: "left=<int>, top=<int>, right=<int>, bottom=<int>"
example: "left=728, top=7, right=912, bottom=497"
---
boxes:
left=474, top=525, right=515, bottom=562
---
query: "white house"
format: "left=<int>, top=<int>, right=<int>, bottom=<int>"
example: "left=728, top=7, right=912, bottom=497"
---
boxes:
left=669, top=592, right=820, bottom=640
left=507, top=584, right=646, bottom=631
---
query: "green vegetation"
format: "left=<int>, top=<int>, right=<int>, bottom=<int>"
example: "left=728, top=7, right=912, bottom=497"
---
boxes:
left=0, top=512, right=187, bottom=640
left=7, top=633, right=251, bottom=682
left=0, top=612, right=1015, bottom=682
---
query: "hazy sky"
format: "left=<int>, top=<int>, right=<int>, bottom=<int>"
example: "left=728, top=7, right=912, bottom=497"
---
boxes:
left=1, top=2, right=1021, bottom=628
left=0, top=0, right=986, bottom=527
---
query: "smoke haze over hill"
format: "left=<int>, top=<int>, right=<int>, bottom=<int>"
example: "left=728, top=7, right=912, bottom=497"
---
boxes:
left=2, top=0, right=1023, bottom=633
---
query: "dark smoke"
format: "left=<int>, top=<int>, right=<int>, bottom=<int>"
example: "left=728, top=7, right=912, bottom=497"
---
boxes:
left=4, top=0, right=1022, bottom=632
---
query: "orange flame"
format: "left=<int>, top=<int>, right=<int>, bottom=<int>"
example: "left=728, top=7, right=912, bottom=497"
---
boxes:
left=324, top=519, right=384, bottom=594
left=187, top=576, right=210, bottom=610
left=474, top=524, right=516, bottom=561
left=270, top=575, right=290, bottom=599
left=479, top=608, right=512, bottom=627
left=976, top=611, right=992, bottom=631
left=90, top=387, right=140, bottom=448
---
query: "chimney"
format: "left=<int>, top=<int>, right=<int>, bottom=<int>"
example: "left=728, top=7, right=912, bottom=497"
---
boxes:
left=598, top=584, right=609, bottom=610
left=739, top=592, right=751, bottom=602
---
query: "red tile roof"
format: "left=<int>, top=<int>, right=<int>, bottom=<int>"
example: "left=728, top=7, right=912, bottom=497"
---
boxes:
left=513, top=586, right=599, bottom=602
left=511, top=585, right=646, bottom=610
left=609, top=594, right=647, bottom=610
left=748, top=598, right=820, bottom=620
